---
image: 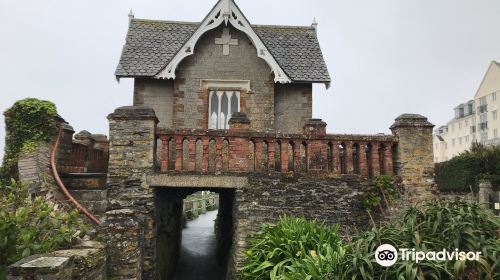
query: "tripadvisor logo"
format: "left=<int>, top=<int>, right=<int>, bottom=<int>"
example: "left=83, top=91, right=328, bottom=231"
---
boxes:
left=375, top=244, right=482, bottom=267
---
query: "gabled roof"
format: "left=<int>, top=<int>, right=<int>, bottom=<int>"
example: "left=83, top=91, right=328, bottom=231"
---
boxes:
left=115, top=0, right=331, bottom=85
left=474, top=60, right=500, bottom=99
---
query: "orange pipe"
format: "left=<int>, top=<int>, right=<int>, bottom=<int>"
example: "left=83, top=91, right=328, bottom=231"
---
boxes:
left=50, top=126, right=102, bottom=225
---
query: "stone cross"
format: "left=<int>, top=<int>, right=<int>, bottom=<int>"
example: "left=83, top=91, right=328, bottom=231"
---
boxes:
left=215, top=28, right=238, bottom=55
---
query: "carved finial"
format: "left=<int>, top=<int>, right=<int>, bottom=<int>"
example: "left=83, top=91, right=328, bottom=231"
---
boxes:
left=312, top=17, right=318, bottom=30
left=128, top=9, right=134, bottom=22
left=221, top=0, right=231, bottom=26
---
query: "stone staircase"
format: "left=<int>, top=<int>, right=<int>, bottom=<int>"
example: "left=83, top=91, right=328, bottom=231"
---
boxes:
left=60, top=173, right=108, bottom=218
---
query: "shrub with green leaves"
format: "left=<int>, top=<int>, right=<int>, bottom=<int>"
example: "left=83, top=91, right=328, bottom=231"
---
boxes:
left=0, top=181, right=87, bottom=278
left=362, top=175, right=399, bottom=212
left=241, top=216, right=344, bottom=280
left=338, top=199, right=500, bottom=280
left=435, top=143, right=500, bottom=192
left=1, top=98, right=58, bottom=183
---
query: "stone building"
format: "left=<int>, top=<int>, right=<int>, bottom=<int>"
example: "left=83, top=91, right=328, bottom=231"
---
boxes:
left=115, top=5, right=331, bottom=133
left=434, top=61, right=500, bottom=162
left=7, top=0, right=436, bottom=279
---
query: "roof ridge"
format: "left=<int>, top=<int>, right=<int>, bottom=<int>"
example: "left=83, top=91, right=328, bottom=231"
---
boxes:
left=132, top=18, right=199, bottom=25
left=252, top=24, right=315, bottom=30
left=132, top=18, right=314, bottom=30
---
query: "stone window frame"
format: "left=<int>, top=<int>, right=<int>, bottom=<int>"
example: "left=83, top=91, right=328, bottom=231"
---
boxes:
left=200, top=79, right=252, bottom=130
left=209, top=90, right=241, bottom=130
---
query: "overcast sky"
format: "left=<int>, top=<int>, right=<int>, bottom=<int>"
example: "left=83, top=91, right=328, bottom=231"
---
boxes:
left=1, top=0, right=500, bottom=161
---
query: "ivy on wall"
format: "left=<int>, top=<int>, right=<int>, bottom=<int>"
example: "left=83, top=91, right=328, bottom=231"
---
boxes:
left=0, top=98, right=58, bottom=183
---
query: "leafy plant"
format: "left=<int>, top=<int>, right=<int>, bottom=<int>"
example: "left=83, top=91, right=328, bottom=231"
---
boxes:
left=241, top=216, right=343, bottom=280
left=242, top=200, right=500, bottom=280
left=362, top=175, right=399, bottom=217
left=0, top=181, right=87, bottom=278
left=1, top=98, right=58, bottom=183
left=435, top=142, right=500, bottom=192
left=338, top=199, right=500, bottom=280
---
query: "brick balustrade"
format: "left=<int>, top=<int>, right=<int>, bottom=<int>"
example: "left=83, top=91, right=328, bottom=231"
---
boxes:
left=156, top=124, right=396, bottom=178
left=58, top=128, right=110, bottom=174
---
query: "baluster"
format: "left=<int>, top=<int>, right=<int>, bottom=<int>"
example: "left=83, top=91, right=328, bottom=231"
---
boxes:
left=359, top=142, right=369, bottom=178
left=333, top=142, right=341, bottom=175
left=281, top=140, right=289, bottom=173
left=255, top=140, right=262, bottom=173
left=345, top=142, right=354, bottom=174
left=383, top=144, right=394, bottom=176
left=161, top=137, right=169, bottom=172
left=189, top=138, right=196, bottom=171
left=216, top=138, right=223, bottom=172
left=202, top=138, right=209, bottom=172
left=293, top=140, right=302, bottom=172
left=175, top=136, right=183, bottom=171
left=371, top=142, right=381, bottom=177
left=268, top=139, right=275, bottom=172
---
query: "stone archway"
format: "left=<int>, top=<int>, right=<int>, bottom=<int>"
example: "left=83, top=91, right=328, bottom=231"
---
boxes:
left=154, top=186, right=236, bottom=280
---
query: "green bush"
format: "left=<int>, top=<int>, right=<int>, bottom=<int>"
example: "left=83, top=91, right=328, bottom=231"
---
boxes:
left=0, top=181, right=87, bottom=278
left=435, top=154, right=481, bottom=192
left=435, top=143, right=500, bottom=192
left=241, top=216, right=344, bottom=280
left=338, top=199, right=500, bottom=279
left=242, top=200, right=500, bottom=280
left=1, top=98, right=58, bottom=183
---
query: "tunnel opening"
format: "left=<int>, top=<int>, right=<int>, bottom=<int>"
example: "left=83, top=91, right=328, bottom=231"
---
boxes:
left=155, top=187, right=235, bottom=280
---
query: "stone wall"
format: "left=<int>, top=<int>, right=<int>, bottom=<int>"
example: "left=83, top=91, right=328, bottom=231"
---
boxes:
left=101, top=107, right=437, bottom=280
left=134, top=79, right=174, bottom=129
left=17, top=142, right=70, bottom=211
left=274, top=83, right=312, bottom=133
left=155, top=189, right=183, bottom=280
left=174, top=25, right=275, bottom=131
left=61, top=173, right=108, bottom=219
left=230, top=175, right=370, bottom=277
left=7, top=241, right=106, bottom=280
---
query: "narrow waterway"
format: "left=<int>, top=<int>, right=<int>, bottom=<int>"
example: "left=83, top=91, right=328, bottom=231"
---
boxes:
left=173, top=210, right=223, bottom=280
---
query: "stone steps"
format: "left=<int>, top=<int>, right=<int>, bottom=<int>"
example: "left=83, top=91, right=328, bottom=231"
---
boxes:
left=60, top=173, right=108, bottom=217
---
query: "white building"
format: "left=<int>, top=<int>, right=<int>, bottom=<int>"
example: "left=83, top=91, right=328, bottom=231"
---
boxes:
left=434, top=61, right=500, bottom=162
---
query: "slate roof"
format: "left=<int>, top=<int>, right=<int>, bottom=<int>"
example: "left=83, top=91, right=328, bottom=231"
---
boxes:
left=115, top=19, right=331, bottom=83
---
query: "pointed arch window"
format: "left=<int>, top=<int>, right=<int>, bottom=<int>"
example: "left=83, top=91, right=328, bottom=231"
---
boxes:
left=209, top=90, right=240, bottom=129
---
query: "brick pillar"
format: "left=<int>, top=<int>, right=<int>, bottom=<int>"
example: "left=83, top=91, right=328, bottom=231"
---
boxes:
left=75, top=130, right=97, bottom=172
left=303, top=119, right=328, bottom=171
left=92, top=134, right=110, bottom=152
left=345, top=142, right=354, bottom=174
left=390, top=114, right=435, bottom=202
left=56, top=122, right=75, bottom=169
left=359, top=142, right=369, bottom=178
left=229, top=113, right=250, bottom=172
left=104, top=106, right=158, bottom=280
left=371, top=142, right=381, bottom=177
left=383, top=145, right=394, bottom=176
